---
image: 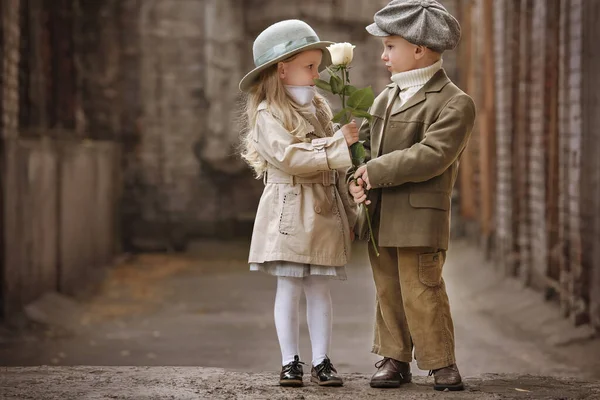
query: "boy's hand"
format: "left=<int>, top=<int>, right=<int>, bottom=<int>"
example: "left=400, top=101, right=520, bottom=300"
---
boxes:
left=354, top=165, right=371, bottom=190
left=349, top=178, right=371, bottom=205
left=340, top=120, right=359, bottom=146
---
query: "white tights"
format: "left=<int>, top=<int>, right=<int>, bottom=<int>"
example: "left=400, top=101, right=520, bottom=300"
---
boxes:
left=274, top=275, right=332, bottom=366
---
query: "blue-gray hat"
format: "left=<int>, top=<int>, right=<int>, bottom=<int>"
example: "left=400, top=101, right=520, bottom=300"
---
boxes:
left=239, top=20, right=333, bottom=92
left=366, top=0, right=461, bottom=53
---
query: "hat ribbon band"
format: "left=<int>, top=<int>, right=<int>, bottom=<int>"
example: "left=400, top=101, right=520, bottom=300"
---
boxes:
left=254, top=35, right=319, bottom=67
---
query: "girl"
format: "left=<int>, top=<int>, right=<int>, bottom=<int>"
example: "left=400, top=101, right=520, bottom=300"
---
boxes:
left=239, top=20, right=358, bottom=387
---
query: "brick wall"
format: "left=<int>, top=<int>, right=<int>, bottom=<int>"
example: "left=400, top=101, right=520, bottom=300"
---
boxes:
left=527, top=0, right=550, bottom=289
left=465, top=0, right=600, bottom=331
left=565, top=0, right=585, bottom=324
left=493, top=0, right=517, bottom=275
left=582, top=0, right=600, bottom=331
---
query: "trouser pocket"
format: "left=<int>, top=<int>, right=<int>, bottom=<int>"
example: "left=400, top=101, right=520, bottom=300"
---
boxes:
left=418, top=250, right=445, bottom=287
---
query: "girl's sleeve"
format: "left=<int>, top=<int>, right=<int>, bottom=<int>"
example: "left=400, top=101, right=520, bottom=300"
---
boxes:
left=252, top=110, right=352, bottom=175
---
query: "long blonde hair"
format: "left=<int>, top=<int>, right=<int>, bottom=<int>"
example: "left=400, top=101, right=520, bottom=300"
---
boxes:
left=240, top=56, right=333, bottom=178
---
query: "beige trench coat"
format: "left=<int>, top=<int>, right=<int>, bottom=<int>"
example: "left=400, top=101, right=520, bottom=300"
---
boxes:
left=248, top=101, right=358, bottom=266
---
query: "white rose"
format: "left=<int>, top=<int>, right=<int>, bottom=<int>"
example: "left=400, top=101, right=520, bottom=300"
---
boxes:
left=327, top=42, right=356, bottom=66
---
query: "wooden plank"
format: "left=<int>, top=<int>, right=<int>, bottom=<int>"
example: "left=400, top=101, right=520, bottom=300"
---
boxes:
left=58, top=142, right=97, bottom=295
left=93, top=144, right=118, bottom=268
left=545, top=0, right=561, bottom=289
left=2, top=141, right=19, bottom=318
left=22, top=140, right=59, bottom=302
left=47, top=0, right=76, bottom=130
left=0, top=0, right=5, bottom=319
left=557, top=0, right=572, bottom=317
left=508, top=0, right=521, bottom=276
left=581, top=0, right=600, bottom=331
left=566, top=0, right=585, bottom=326
left=515, top=0, right=533, bottom=284
left=480, top=0, right=496, bottom=256
left=458, top=0, right=477, bottom=220
left=2, top=139, right=59, bottom=318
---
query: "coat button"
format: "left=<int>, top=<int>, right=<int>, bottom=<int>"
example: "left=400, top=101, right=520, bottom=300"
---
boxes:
left=314, top=205, right=322, bottom=214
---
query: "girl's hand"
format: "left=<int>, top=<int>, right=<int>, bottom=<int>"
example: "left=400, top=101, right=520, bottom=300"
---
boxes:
left=341, top=120, right=359, bottom=146
left=350, top=230, right=356, bottom=242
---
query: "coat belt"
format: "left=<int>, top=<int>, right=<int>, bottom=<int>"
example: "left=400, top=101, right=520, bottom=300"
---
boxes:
left=264, top=168, right=337, bottom=186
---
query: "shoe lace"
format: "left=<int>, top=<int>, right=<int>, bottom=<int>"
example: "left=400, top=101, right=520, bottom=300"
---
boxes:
left=375, top=358, right=405, bottom=380
left=374, top=357, right=391, bottom=369
left=286, top=356, right=305, bottom=374
left=316, top=357, right=337, bottom=374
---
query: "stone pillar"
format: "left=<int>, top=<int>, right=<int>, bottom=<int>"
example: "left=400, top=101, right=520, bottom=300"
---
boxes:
left=201, top=0, right=246, bottom=175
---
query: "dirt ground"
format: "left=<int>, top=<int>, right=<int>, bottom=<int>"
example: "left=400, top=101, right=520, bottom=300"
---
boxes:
left=1, top=239, right=599, bottom=399
left=2, top=366, right=599, bottom=399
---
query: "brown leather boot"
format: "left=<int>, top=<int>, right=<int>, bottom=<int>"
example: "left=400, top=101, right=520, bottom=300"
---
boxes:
left=369, top=358, right=412, bottom=388
left=430, top=364, right=464, bottom=391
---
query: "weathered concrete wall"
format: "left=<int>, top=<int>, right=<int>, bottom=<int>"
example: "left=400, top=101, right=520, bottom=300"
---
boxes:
left=2, top=139, right=120, bottom=317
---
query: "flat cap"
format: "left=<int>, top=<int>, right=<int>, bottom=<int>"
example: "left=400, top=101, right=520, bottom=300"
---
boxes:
left=366, top=0, right=461, bottom=53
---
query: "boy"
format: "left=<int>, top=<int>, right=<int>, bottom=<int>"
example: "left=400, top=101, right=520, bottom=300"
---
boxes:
left=350, top=0, right=476, bottom=391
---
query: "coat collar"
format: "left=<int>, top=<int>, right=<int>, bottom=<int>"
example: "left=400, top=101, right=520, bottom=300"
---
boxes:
left=257, top=101, right=331, bottom=138
left=387, top=69, right=451, bottom=116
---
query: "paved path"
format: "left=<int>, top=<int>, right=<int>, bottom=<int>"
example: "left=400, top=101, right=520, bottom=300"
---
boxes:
left=1, top=239, right=599, bottom=396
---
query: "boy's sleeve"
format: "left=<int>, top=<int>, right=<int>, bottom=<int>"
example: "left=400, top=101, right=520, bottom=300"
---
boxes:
left=366, top=95, right=476, bottom=188
left=253, top=111, right=352, bottom=175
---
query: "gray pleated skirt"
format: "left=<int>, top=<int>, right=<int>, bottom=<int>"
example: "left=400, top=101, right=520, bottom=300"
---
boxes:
left=250, top=261, right=347, bottom=280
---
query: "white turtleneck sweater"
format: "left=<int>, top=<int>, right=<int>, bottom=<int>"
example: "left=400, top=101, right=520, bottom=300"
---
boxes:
left=390, top=59, right=443, bottom=107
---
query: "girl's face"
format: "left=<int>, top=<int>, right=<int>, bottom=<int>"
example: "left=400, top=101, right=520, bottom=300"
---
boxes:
left=278, top=49, right=323, bottom=86
left=381, top=36, right=421, bottom=74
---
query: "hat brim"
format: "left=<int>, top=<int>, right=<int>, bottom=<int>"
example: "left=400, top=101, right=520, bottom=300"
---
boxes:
left=239, top=41, right=334, bottom=92
left=366, top=23, right=390, bottom=37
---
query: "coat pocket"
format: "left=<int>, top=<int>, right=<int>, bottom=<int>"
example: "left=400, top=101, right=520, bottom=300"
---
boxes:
left=418, top=250, right=445, bottom=287
left=278, top=189, right=299, bottom=235
left=409, top=192, right=450, bottom=211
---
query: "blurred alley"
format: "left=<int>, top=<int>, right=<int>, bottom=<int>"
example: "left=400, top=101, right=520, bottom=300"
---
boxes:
left=1, top=240, right=600, bottom=378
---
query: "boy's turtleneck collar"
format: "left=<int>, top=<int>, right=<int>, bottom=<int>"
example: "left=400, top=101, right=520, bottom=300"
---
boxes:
left=391, top=59, right=443, bottom=91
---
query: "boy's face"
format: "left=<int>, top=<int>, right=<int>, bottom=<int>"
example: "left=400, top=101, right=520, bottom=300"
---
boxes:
left=279, top=49, right=323, bottom=86
left=381, top=36, right=420, bottom=74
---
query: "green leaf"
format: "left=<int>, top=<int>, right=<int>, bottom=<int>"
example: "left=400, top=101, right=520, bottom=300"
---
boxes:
left=332, top=109, right=348, bottom=124
left=344, top=85, right=358, bottom=96
left=350, top=109, right=373, bottom=122
left=347, top=87, right=375, bottom=110
left=329, top=74, right=344, bottom=95
left=313, top=78, right=332, bottom=92
left=350, top=142, right=366, bottom=166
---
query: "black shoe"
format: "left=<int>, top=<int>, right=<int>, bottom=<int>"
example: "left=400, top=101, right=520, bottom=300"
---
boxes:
left=279, top=355, right=304, bottom=387
left=311, top=356, right=343, bottom=387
